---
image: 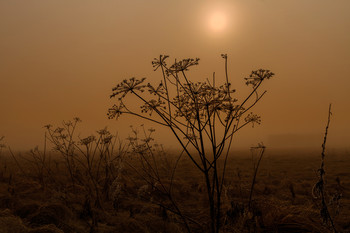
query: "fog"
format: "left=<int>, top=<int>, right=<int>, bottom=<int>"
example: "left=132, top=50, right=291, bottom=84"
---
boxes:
left=1, top=0, right=350, bottom=151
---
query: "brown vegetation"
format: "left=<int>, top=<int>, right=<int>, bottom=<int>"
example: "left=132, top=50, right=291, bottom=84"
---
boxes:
left=0, top=146, right=349, bottom=232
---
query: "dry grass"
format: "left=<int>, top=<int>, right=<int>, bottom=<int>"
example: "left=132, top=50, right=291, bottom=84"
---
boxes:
left=0, top=148, right=348, bottom=233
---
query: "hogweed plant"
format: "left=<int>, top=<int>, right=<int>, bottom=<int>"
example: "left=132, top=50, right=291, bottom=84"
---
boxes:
left=45, top=119, right=126, bottom=208
left=44, top=118, right=126, bottom=232
left=108, top=54, right=274, bottom=233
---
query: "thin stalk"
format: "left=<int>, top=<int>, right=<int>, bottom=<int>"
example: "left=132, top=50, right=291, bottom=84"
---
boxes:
left=248, top=145, right=265, bottom=210
left=318, top=104, right=337, bottom=233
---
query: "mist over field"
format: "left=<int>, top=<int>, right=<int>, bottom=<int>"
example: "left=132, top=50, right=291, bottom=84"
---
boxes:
left=1, top=0, right=350, bottom=151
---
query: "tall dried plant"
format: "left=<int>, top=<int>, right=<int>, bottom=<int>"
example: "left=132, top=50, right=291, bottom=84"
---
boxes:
left=108, top=54, right=274, bottom=233
left=313, top=104, right=338, bottom=233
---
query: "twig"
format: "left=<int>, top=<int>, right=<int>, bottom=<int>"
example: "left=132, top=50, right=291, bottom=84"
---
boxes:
left=248, top=143, right=265, bottom=210
left=315, top=104, right=337, bottom=233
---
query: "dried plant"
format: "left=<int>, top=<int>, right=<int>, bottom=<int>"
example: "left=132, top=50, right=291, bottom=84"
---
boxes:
left=312, top=104, right=338, bottom=233
left=248, top=143, right=266, bottom=210
left=44, top=118, right=126, bottom=232
left=109, top=54, right=274, bottom=233
left=124, top=125, right=198, bottom=232
left=44, top=117, right=81, bottom=186
left=21, top=144, right=50, bottom=189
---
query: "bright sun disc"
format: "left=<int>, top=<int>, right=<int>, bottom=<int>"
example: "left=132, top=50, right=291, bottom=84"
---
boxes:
left=209, top=12, right=227, bottom=32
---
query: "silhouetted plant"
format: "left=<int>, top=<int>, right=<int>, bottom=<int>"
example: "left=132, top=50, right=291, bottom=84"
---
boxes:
left=248, top=143, right=266, bottom=211
left=19, top=144, right=50, bottom=189
left=44, top=117, right=81, bottom=186
left=45, top=119, right=123, bottom=186
left=44, top=118, right=126, bottom=232
left=124, top=125, right=199, bottom=232
left=109, top=54, right=274, bottom=233
left=312, top=104, right=338, bottom=233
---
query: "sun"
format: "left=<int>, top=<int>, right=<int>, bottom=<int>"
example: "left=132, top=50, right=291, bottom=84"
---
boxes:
left=209, top=11, right=227, bottom=32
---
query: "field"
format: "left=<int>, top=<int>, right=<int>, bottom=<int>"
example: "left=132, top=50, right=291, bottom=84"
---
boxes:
left=0, top=147, right=349, bottom=233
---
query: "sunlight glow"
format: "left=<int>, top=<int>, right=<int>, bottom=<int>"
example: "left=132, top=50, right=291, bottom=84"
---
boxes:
left=209, top=12, right=227, bottom=32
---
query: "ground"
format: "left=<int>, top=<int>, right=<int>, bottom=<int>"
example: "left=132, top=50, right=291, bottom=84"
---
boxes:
left=0, top=149, right=349, bottom=233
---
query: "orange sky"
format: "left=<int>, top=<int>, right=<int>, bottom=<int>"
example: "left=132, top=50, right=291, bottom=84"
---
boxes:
left=1, top=0, right=350, bottom=151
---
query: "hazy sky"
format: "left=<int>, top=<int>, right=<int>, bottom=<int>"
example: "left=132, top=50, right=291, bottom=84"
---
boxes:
left=1, top=0, right=350, bottom=150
